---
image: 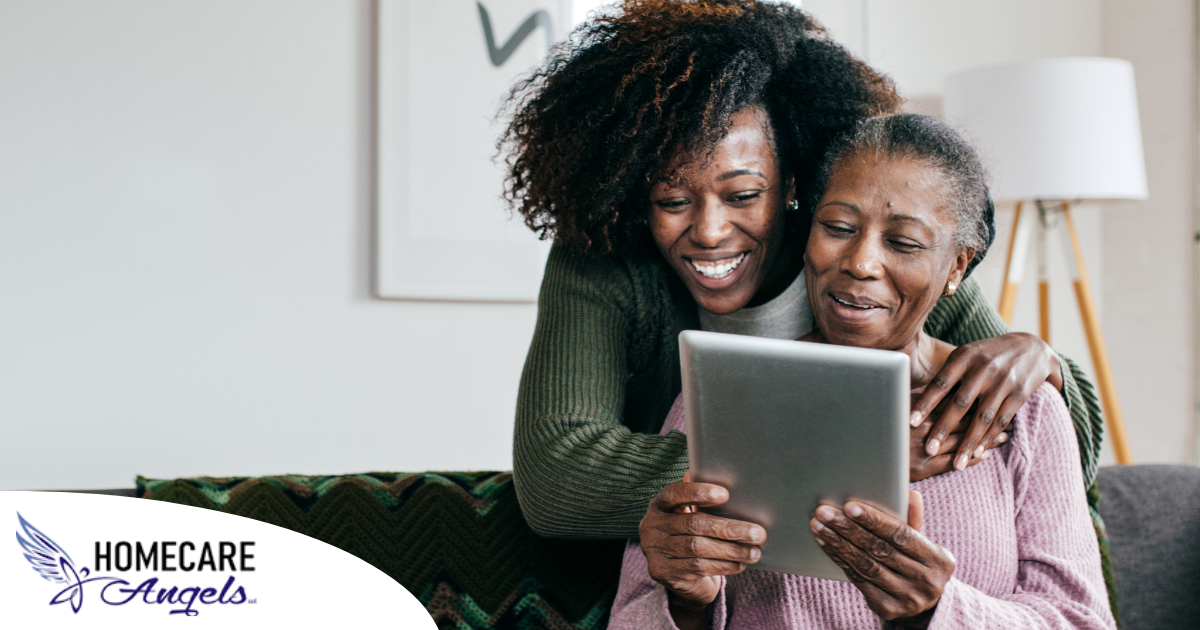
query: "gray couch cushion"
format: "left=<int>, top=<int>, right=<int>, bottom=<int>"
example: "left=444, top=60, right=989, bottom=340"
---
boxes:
left=1098, top=464, right=1200, bottom=630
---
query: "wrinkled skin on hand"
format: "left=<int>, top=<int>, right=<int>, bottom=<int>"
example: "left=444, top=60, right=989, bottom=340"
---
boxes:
left=812, top=493, right=956, bottom=628
left=639, top=474, right=766, bottom=630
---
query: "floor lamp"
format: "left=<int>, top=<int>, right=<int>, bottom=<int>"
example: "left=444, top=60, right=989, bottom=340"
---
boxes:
left=945, top=58, right=1148, bottom=464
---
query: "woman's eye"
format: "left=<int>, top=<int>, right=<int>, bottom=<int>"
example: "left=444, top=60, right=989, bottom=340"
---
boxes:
left=729, top=191, right=763, bottom=204
left=889, top=239, right=923, bottom=251
left=653, top=199, right=690, bottom=212
left=822, top=222, right=854, bottom=236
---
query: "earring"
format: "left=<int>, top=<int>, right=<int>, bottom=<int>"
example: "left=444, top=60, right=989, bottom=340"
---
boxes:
left=788, top=199, right=799, bottom=212
left=942, top=280, right=958, bottom=297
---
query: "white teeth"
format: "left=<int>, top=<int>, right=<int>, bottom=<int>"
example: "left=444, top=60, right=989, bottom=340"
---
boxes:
left=833, top=295, right=877, bottom=310
left=691, top=254, right=746, bottom=279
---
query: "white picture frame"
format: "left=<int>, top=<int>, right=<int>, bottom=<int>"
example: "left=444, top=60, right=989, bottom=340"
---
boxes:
left=375, top=0, right=569, bottom=301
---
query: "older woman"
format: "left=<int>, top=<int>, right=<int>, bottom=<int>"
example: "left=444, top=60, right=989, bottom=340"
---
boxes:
left=612, top=114, right=1116, bottom=629
left=504, top=0, right=1104, bottom=552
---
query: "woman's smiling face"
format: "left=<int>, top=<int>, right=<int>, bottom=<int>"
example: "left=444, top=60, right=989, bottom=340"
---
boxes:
left=648, top=107, right=792, bottom=315
left=805, top=153, right=973, bottom=351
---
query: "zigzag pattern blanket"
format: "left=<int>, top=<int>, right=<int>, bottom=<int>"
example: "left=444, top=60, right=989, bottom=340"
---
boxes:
left=137, top=472, right=624, bottom=630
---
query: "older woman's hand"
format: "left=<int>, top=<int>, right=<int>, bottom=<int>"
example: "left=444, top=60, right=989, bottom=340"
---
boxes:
left=639, top=475, right=765, bottom=628
left=810, top=492, right=955, bottom=628
left=910, top=332, right=1060, bottom=473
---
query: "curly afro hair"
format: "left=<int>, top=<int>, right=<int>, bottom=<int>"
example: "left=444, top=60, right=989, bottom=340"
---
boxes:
left=500, top=0, right=901, bottom=257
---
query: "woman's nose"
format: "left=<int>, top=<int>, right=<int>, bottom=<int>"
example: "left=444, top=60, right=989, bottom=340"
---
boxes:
left=689, top=201, right=734, bottom=248
left=844, top=238, right=883, bottom=279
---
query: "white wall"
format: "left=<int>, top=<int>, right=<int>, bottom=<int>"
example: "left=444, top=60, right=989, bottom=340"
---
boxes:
left=1, top=0, right=1193, bottom=491
left=1100, top=0, right=1197, bottom=463
left=0, top=0, right=538, bottom=490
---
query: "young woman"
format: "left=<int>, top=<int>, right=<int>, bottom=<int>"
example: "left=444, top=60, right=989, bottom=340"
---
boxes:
left=612, top=113, right=1115, bottom=630
left=502, top=0, right=1104, bottom=547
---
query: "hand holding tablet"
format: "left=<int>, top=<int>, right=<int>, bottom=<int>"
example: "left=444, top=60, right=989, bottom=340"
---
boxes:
left=810, top=492, right=957, bottom=627
left=637, top=472, right=766, bottom=622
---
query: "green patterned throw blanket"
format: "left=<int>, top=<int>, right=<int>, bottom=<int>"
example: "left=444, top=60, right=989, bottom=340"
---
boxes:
left=137, top=472, right=624, bottom=630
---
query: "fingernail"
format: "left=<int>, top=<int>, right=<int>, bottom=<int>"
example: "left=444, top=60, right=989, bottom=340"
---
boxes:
left=815, top=536, right=826, bottom=547
left=910, top=411, right=923, bottom=427
left=751, top=528, right=765, bottom=543
left=955, top=454, right=967, bottom=471
left=845, top=503, right=863, bottom=517
left=997, top=433, right=1010, bottom=443
left=750, top=548, right=761, bottom=562
left=817, top=506, right=836, bottom=522
left=973, top=445, right=984, bottom=459
left=810, top=520, right=825, bottom=533
left=926, top=438, right=940, bottom=456
left=982, top=450, right=992, bottom=459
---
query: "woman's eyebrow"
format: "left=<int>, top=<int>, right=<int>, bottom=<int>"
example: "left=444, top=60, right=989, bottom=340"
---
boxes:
left=818, top=201, right=860, bottom=212
left=717, top=168, right=767, bottom=181
left=889, top=213, right=930, bottom=227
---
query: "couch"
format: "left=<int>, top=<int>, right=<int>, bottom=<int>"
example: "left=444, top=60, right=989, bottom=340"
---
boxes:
left=80, top=464, right=1197, bottom=629
left=1096, top=464, right=1200, bottom=629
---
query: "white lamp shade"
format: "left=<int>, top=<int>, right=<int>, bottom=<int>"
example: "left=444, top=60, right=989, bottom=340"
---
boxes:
left=944, top=57, right=1148, bottom=202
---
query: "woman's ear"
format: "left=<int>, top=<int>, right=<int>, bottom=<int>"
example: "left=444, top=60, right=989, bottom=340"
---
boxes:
left=783, top=177, right=802, bottom=214
left=943, top=248, right=975, bottom=297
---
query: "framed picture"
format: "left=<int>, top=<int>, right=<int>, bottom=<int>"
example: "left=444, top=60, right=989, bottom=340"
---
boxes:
left=376, top=0, right=569, bottom=301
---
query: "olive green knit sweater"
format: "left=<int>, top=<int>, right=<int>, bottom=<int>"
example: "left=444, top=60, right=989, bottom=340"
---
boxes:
left=514, top=244, right=1105, bottom=539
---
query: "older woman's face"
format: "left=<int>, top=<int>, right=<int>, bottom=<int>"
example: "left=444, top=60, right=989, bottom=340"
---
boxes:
left=805, top=154, right=973, bottom=351
left=648, top=108, right=791, bottom=315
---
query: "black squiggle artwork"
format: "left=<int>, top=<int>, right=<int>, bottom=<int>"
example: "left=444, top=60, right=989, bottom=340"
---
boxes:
left=477, top=2, right=552, bottom=67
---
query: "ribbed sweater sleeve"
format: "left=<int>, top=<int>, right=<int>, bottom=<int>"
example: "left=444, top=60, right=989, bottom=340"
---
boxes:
left=513, top=246, right=689, bottom=538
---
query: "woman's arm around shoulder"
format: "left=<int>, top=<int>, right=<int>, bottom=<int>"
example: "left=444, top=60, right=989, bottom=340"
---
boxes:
left=514, top=245, right=688, bottom=539
left=920, top=384, right=1116, bottom=630
left=924, top=277, right=1105, bottom=488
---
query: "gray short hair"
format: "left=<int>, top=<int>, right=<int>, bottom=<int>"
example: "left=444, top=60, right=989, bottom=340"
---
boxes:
left=812, top=113, right=995, bottom=278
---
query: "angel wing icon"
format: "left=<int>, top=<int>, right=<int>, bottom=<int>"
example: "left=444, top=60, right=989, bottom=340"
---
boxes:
left=16, top=513, right=90, bottom=613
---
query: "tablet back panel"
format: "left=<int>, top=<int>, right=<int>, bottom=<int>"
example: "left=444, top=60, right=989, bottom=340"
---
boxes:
left=680, top=330, right=910, bottom=581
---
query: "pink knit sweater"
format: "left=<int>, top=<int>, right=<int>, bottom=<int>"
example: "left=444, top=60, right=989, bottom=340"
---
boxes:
left=609, top=384, right=1116, bottom=629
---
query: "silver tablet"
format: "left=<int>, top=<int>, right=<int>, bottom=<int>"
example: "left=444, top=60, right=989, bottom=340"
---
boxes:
left=679, top=330, right=910, bottom=581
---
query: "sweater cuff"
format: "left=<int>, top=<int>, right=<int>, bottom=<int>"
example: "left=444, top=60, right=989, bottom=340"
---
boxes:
left=925, top=577, right=980, bottom=630
left=1055, top=351, right=1074, bottom=411
left=709, top=575, right=728, bottom=629
left=643, top=583, right=684, bottom=630
left=648, top=578, right=725, bottom=630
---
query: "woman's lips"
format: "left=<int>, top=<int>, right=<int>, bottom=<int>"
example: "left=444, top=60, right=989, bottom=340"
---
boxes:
left=827, top=292, right=886, bottom=322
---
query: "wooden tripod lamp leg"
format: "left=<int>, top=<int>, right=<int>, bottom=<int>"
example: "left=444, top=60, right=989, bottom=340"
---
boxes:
left=998, top=202, right=1028, bottom=324
left=1036, top=213, right=1051, bottom=344
left=1059, top=204, right=1133, bottom=464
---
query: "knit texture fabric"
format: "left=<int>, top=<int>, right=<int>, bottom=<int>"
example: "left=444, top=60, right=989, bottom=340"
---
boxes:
left=514, top=245, right=1105, bottom=542
left=137, top=472, right=625, bottom=630
left=609, top=385, right=1117, bottom=630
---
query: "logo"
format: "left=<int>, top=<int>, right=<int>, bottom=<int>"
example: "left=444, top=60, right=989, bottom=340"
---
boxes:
left=15, top=513, right=254, bottom=616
